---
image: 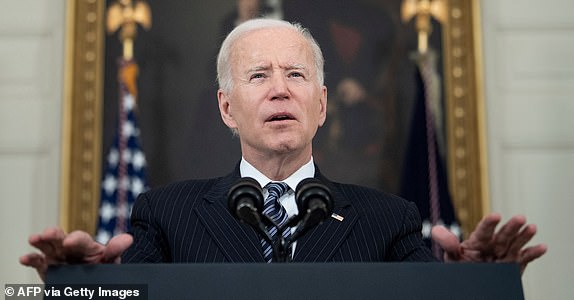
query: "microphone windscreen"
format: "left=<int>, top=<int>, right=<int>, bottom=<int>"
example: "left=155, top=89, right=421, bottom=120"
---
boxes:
left=227, top=177, right=264, bottom=219
left=295, top=178, right=333, bottom=217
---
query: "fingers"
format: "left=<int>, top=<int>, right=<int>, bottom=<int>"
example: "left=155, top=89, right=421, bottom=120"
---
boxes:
left=26, top=227, right=107, bottom=265
left=62, top=231, right=106, bottom=263
left=431, top=225, right=462, bottom=261
left=21, top=227, right=130, bottom=283
left=451, top=213, right=546, bottom=274
left=103, top=233, right=133, bottom=263
left=500, top=223, right=536, bottom=261
left=62, top=231, right=132, bottom=264
left=19, top=253, right=46, bottom=268
left=28, top=227, right=67, bottom=263
left=519, top=244, right=548, bottom=273
left=492, top=216, right=540, bottom=264
left=492, top=215, right=527, bottom=257
left=22, top=227, right=66, bottom=282
left=464, top=213, right=502, bottom=251
left=19, top=253, right=48, bottom=281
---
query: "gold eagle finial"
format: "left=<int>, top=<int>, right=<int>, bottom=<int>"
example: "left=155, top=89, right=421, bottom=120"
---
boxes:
left=106, top=0, right=152, bottom=60
left=401, top=0, right=447, bottom=53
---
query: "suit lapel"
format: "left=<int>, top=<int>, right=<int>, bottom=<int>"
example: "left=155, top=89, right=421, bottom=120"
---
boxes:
left=292, top=173, right=359, bottom=262
left=194, top=166, right=266, bottom=263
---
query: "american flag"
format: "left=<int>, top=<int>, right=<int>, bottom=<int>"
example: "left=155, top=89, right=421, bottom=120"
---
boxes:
left=96, top=59, right=149, bottom=244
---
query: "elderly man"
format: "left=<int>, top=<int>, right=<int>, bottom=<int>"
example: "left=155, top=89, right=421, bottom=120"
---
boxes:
left=21, top=18, right=546, bottom=280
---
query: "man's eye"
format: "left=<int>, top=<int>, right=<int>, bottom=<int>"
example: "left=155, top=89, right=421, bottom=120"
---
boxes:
left=250, top=73, right=265, bottom=80
left=289, top=72, right=304, bottom=78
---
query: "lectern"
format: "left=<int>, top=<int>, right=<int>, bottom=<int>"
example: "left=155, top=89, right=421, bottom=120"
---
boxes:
left=47, top=263, right=524, bottom=299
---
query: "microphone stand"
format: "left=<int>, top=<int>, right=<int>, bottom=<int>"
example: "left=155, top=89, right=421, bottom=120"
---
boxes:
left=228, top=177, right=332, bottom=263
left=263, top=216, right=292, bottom=263
left=270, top=201, right=331, bottom=262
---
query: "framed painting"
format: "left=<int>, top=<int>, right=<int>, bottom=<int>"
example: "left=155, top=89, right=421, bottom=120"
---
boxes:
left=61, top=0, right=488, bottom=238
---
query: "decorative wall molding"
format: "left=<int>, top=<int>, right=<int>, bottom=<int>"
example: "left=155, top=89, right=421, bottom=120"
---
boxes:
left=60, top=0, right=104, bottom=233
left=443, top=0, right=489, bottom=236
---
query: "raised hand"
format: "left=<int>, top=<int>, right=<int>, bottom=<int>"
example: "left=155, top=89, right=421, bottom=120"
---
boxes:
left=431, top=213, right=547, bottom=273
left=19, top=227, right=133, bottom=281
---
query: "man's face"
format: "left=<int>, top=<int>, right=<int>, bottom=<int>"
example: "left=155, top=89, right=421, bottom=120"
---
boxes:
left=218, top=27, right=327, bottom=159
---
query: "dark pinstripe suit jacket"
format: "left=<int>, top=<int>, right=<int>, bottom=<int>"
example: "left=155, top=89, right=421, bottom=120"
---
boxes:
left=122, top=164, right=436, bottom=263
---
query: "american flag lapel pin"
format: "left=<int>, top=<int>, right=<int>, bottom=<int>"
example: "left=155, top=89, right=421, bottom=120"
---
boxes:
left=331, top=213, right=344, bottom=222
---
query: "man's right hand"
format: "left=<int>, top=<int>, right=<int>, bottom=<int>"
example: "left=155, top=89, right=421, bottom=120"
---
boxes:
left=19, top=227, right=133, bottom=281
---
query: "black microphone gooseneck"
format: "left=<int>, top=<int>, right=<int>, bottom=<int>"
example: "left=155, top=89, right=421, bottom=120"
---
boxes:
left=228, top=177, right=333, bottom=263
left=227, top=177, right=289, bottom=262
left=289, top=178, right=333, bottom=242
left=227, top=177, right=273, bottom=245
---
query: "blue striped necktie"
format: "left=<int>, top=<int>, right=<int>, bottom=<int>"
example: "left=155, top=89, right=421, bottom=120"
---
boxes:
left=261, top=182, right=290, bottom=263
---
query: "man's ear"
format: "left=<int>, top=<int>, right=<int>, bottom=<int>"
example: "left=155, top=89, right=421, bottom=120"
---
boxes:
left=217, top=89, right=238, bottom=129
left=318, top=86, right=328, bottom=127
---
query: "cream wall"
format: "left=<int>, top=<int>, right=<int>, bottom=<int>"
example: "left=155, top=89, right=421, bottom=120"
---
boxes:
left=0, top=0, right=64, bottom=287
left=481, top=0, right=574, bottom=299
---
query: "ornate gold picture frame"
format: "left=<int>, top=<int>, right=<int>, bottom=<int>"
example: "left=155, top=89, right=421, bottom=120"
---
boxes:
left=60, top=0, right=488, bottom=238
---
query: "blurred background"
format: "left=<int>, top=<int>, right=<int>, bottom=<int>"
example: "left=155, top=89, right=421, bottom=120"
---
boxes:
left=1, top=0, right=573, bottom=299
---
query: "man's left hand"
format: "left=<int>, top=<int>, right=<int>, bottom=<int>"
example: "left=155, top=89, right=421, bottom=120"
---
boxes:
left=431, top=213, right=547, bottom=274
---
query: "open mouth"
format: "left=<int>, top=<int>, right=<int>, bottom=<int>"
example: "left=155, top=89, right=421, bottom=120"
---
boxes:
left=266, top=113, right=295, bottom=122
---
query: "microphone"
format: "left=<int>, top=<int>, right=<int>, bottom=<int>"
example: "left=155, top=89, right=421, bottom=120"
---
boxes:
left=291, top=178, right=333, bottom=240
left=227, top=177, right=288, bottom=262
left=227, top=177, right=264, bottom=227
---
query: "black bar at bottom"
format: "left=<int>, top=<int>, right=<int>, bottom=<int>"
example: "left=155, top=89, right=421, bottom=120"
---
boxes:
left=47, top=262, right=524, bottom=300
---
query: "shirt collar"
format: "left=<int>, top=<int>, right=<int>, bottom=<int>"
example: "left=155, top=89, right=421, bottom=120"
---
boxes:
left=239, top=157, right=315, bottom=191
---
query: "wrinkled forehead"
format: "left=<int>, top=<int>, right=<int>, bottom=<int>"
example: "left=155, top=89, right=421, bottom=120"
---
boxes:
left=230, top=27, right=314, bottom=68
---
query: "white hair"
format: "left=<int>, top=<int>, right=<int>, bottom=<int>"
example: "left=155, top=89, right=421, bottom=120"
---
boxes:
left=216, top=18, right=325, bottom=94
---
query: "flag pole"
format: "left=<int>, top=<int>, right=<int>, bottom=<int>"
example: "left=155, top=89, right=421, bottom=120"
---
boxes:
left=96, top=0, right=151, bottom=243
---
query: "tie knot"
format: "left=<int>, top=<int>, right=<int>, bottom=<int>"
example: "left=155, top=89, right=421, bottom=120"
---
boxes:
left=265, top=182, right=288, bottom=199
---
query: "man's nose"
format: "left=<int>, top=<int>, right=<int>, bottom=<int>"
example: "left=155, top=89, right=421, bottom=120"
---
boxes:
left=269, top=74, right=290, bottom=100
